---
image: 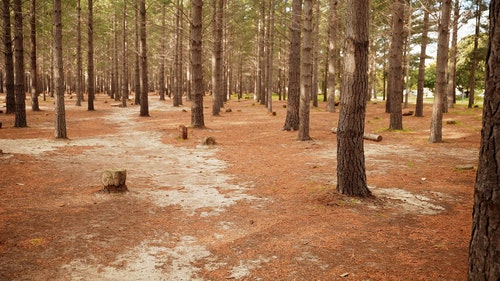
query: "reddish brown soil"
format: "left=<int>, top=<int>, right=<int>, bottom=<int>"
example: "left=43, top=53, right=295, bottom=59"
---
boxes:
left=0, top=93, right=480, bottom=280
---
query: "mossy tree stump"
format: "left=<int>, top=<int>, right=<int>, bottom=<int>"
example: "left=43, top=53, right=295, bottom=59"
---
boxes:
left=101, top=169, right=128, bottom=192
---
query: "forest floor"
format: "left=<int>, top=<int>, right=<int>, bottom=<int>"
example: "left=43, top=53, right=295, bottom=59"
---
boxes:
left=0, top=93, right=481, bottom=280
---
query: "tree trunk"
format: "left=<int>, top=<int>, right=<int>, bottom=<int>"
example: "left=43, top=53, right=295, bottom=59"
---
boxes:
left=13, top=0, right=26, bottom=127
left=30, top=0, right=40, bottom=111
left=112, top=13, right=119, bottom=101
left=298, top=0, right=312, bottom=141
left=467, top=0, right=481, bottom=109
left=134, top=1, right=141, bottom=105
left=282, top=0, right=301, bottom=131
left=87, top=0, right=95, bottom=111
left=257, top=2, right=266, bottom=105
left=121, top=0, right=128, bottom=108
left=468, top=1, right=500, bottom=278
left=190, top=0, right=205, bottom=128
left=311, top=0, right=320, bottom=108
left=415, top=8, right=429, bottom=117
left=53, top=0, right=66, bottom=138
left=159, top=2, right=166, bottom=101
left=139, top=0, right=149, bottom=116
left=2, top=0, right=15, bottom=114
left=388, top=0, right=404, bottom=130
left=326, top=0, right=338, bottom=112
left=429, top=0, right=452, bottom=143
left=336, top=0, right=371, bottom=197
left=266, top=0, right=275, bottom=113
left=446, top=0, right=459, bottom=110
left=75, top=0, right=83, bottom=106
left=212, top=0, right=223, bottom=115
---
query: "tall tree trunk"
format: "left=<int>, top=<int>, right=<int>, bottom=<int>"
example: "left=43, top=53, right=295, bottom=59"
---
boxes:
left=159, top=2, right=166, bottom=101
left=446, top=0, right=459, bottom=109
left=282, top=0, right=301, bottom=131
left=429, top=0, right=452, bottom=143
left=311, top=0, right=320, bottom=107
left=53, top=0, right=66, bottom=138
left=257, top=2, right=266, bottom=105
left=134, top=1, right=141, bottom=105
left=2, top=0, right=15, bottom=114
left=336, top=0, right=370, bottom=197
left=30, top=0, right=40, bottom=111
left=415, top=8, right=429, bottom=117
left=13, top=0, right=26, bottom=127
left=212, top=0, right=223, bottom=115
left=121, top=0, right=128, bottom=108
left=467, top=0, right=481, bottom=109
left=326, top=0, right=338, bottom=112
left=173, top=0, right=183, bottom=107
left=139, top=0, right=149, bottom=116
left=87, top=0, right=95, bottom=111
left=298, top=0, right=312, bottom=141
left=388, top=0, right=404, bottom=130
left=266, top=0, right=275, bottom=113
left=76, top=0, right=83, bottom=106
left=112, top=13, right=118, bottom=101
left=190, top=0, right=204, bottom=128
left=468, top=0, right=500, bottom=278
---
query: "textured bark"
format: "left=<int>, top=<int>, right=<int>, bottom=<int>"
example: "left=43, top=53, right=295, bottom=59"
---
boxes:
left=212, top=0, right=223, bottom=115
left=388, top=0, right=404, bottom=130
left=298, top=0, right=312, bottom=141
left=159, top=2, right=166, bottom=101
left=257, top=2, right=266, bottom=105
left=468, top=1, right=500, bottom=278
left=173, top=0, right=183, bottom=107
left=139, top=0, right=149, bottom=116
left=121, top=0, right=128, bottom=108
left=429, top=0, right=452, bottom=143
left=190, top=0, right=205, bottom=128
left=326, top=0, right=338, bottom=113
left=13, top=0, right=26, bottom=127
left=134, top=1, right=141, bottom=105
left=467, top=0, right=482, bottom=109
left=415, top=9, right=429, bottom=117
left=311, top=0, right=320, bottom=108
left=282, top=0, right=301, bottom=131
left=2, top=0, right=15, bottom=114
left=87, top=0, right=95, bottom=111
left=336, top=0, right=371, bottom=197
left=266, top=0, right=275, bottom=113
left=446, top=0, right=460, bottom=110
left=30, top=0, right=40, bottom=111
left=53, top=0, right=67, bottom=138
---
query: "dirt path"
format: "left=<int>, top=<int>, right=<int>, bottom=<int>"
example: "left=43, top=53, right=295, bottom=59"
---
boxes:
left=0, top=94, right=479, bottom=280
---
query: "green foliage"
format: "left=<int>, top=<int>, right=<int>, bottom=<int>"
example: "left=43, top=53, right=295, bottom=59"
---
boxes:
left=455, top=33, right=488, bottom=93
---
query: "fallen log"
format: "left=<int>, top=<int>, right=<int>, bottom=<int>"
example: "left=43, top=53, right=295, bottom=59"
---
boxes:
left=331, top=127, right=383, bottom=142
left=101, top=169, right=128, bottom=192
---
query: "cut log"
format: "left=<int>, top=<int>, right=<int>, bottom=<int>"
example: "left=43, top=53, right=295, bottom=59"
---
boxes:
left=101, top=169, right=128, bottom=192
left=331, top=127, right=383, bottom=142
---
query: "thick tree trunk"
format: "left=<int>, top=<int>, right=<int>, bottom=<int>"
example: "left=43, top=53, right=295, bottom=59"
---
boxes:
left=190, top=0, right=205, bottom=128
left=2, top=0, right=15, bottom=114
left=87, top=0, right=95, bottom=111
left=429, top=0, right=452, bottom=143
left=298, top=0, right=312, bottom=141
left=13, top=0, right=27, bottom=127
left=415, top=9, right=429, bottom=117
left=468, top=1, right=500, bottom=278
left=212, top=0, right=223, bottom=115
left=75, top=0, right=83, bottom=106
left=282, top=0, right=301, bottom=131
left=388, top=0, right=404, bottom=130
left=336, top=0, right=371, bottom=197
left=53, top=0, right=66, bottom=138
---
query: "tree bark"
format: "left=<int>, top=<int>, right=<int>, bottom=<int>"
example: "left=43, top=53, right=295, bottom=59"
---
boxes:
left=139, top=0, right=149, bottom=116
left=388, top=0, right=404, bottom=130
left=468, top=0, right=500, bottom=278
left=75, top=0, right=83, bottom=106
left=13, top=0, right=27, bottom=127
left=87, top=0, right=95, bottom=111
left=121, top=0, right=128, bottom=108
left=467, top=0, right=482, bottom=109
left=53, top=0, right=67, bottom=138
left=2, top=0, right=15, bottom=114
left=429, top=0, right=452, bottom=143
left=159, top=2, right=166, bottom=101
left=134, top=1, right=141, bottom=105
left=298, top=0, right=312, bottom=141
left=415, top=8, right=429, bottom=117
left=336, top=0, right=371, bottom=197
left=30, top=0, right=40, bottom=111
left=446, top=0, right=460, bottom=110
left=190, top=0, right=205, bottom=128
left=282, top=0, right=301, bottom=131
left=266, top=0, right=275, bottom=113
left=212, top=0, right=224, bottom=115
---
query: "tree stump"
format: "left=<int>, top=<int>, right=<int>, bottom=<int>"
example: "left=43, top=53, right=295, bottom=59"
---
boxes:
left=101, top=169, right=128, bottom=192
left=179, top=125, right=188, bottom=140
